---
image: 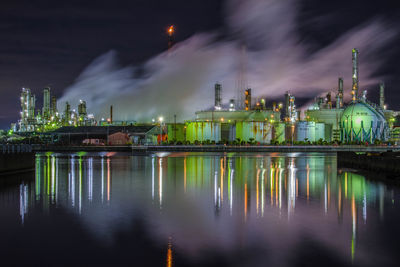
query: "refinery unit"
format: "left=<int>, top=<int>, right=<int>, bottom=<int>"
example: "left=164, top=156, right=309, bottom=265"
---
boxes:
left=160, top=80, right=395, bottom=145
left=172, top=48, right=398, bottom=145
left=14, top=87, right=96, bottom=133
left=305, top=48, right=396, bottom=144
left=11, top=48, right=399, bottom=145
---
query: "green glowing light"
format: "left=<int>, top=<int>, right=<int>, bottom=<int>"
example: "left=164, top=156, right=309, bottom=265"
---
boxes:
left=76, top=151, right=87, bottom=157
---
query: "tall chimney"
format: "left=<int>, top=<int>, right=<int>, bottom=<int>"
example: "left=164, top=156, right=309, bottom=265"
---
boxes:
left=110, top=105, right=113, bottom=124
left=379, top=81, right=385, bottom=109
left=214, top=83, right=222, bottom=110
left=338, top=77, right=343, bottom=107
left=352, top=48, right=359, bottom=102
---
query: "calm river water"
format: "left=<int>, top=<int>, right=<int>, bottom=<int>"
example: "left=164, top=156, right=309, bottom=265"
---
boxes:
left=1, top=152, right=399, bottom=266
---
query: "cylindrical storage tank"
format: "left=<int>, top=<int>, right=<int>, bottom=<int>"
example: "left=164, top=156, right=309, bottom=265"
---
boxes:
left=296, top=121, right=316, bottom=142
left=200, top=122, right=220, bottom=142
left=285, top=123, right=296, bottom=143
left=249, top=122, right=273, bottom=144
left=315, top=123, right=325, bottom=141
left=272, top=123, right=286, bottom=143
left=186, top=122, right=196, bottom=143
left=262, top=122, right=273, bottom=144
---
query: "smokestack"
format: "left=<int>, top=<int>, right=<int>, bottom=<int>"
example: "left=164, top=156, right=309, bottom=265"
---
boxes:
left=245, top=88, right=251, bottom=110
left=214, top=83, right=222, bottom=110
left=110, top=105, right=113, bottom=124
left=352, top=48, right=359, bottom=102
left=380, top=81, right=385, bottom=109
left=338, top=77, right=343, bottom=107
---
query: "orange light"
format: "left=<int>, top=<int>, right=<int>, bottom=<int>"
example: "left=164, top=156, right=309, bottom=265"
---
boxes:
left=167, top=25, right=174, bottom=35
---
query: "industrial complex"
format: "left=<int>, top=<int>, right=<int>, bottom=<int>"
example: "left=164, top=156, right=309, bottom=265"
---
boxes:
left=10, top=48, right=400, bottom=145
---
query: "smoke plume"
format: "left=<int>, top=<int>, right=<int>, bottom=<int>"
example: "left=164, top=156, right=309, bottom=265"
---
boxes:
left=59, top=0, right=395, bottom=122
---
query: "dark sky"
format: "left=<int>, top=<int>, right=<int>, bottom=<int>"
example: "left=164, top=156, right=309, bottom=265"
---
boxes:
left=0, top=0, right=399, bottom=128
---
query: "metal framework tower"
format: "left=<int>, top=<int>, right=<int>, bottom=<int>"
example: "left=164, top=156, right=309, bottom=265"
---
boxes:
left=284, top=92, right=297, bottom=122
left=244, top=89, right=251, bottom=111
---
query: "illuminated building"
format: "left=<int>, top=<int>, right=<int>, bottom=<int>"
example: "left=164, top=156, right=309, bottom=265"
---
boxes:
left=18, top=88, right=36, bottom=132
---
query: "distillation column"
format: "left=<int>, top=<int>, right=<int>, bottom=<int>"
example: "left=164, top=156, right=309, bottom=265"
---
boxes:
left=379, top=81, right=385, bottom=109
left=352, top=48, right=359, bottom=102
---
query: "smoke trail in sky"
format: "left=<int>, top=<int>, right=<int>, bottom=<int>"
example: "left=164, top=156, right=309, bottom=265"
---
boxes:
left=59, top=0, right=395, bottom=122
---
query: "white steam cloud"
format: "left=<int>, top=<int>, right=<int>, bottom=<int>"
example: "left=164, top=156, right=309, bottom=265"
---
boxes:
left=59, top=0, right=395, bottom=122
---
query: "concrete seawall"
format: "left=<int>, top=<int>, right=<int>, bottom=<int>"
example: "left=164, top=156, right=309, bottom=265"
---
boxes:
left=337, top=151, right=400, bottom=180
left=34, top=145, right=400, bottom=153
left=0, top=145, right=35, bottom=175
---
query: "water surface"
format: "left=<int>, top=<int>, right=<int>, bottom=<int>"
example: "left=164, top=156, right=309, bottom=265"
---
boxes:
left=1, top=152, right=399, bottom=266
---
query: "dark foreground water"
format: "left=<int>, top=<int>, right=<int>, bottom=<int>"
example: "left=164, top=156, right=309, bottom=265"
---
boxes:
left=1, top=152, right=400, bottom=266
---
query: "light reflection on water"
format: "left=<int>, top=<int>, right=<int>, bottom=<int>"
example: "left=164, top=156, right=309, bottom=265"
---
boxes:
left=4, top=152, right=400, bottom=266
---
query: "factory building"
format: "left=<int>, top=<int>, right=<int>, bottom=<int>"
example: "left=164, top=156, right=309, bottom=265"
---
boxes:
left=167, top=48, right=396, bottom=144
left=181, top=83, right=281, bottom=144
left=303, top=48, right=396, bottom=143
left=13, top=48, right=398, bottom=145
left=19, top=88, right=36, bottom=132
left=15, top=87, right=95, bottom=133
left=306, top=89, right=344, bottom=142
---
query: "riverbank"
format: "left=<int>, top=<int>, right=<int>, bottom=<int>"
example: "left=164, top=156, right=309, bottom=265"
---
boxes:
left=33, top=144, right=400, bottom=153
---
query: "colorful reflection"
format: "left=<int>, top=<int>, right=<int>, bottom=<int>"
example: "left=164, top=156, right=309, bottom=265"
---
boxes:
left=15, top=152, right=397, bottom=264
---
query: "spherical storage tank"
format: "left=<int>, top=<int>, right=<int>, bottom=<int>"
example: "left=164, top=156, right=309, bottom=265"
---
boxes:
left=340, top=102, right=387, bottom=142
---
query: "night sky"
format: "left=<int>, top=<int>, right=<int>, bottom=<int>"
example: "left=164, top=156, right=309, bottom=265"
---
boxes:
left=0, top=0, right=399, bottom=128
